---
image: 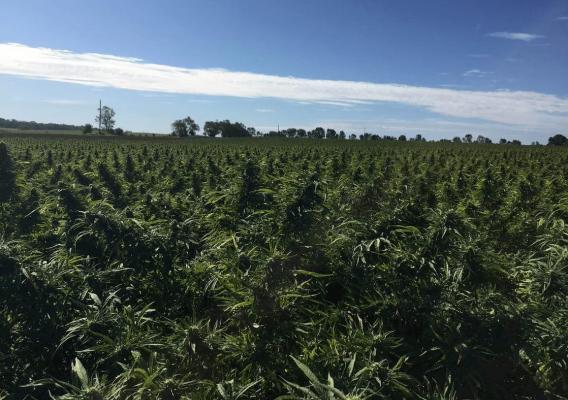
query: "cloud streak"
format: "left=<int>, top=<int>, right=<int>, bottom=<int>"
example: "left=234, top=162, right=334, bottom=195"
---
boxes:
left=0, top=43, right=567, bottom=130
left=487, top=32, right=545, bottom=42
left=462, top=69, right=491, bottom=78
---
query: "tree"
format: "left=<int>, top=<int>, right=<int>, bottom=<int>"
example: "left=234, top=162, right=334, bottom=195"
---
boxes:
left=172, top=117, right=200, bottom=137
left=309, top=127, right=325, bottom=139
left=464, top=134, right=473, bottom=143
left=247, top=127, right=257, bottom=137
left=398, top=134, right=407, bottom=142
left=548, top=134, right=568, bottom=146
left=349, top=133, right=357, bottom=140
left=297, top=129, right=307, bottom=138
left=83, top=124, right=93, bottom=134
left=476, top=135, right=492, bottom=144
left=286, top=128, right=297, bottom=138
left=221, top=121, right=249, bottom=137
left=203, top=120, right=250, bottom=138
left=183, top=117, right=200, bottom=136
left=113, top=128, right=125, bottom=136
left=172, top=120, right=188, bottom=137
left=339, top=130, right=346, bottom=139
left=499, top=138, right=507, bottom=144
left=204, top=121, right=221, bottom=137
left=452, top=137, right=462, bottom=143
left=326, top=129, right=338, bottom=139
left=95, top=106, right=116, bottom=133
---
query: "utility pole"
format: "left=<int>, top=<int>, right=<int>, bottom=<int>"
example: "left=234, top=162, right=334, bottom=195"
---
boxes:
left=98, top=100, right=102, bottom=134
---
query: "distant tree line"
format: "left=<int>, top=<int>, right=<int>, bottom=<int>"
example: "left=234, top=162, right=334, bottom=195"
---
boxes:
left=0, top=117, right=82, bottom=131
left=170, top=117, right=536, bottom=144
left=171, top=118, right=252, bottom=138
left=5, top=110, right=564, bottom=146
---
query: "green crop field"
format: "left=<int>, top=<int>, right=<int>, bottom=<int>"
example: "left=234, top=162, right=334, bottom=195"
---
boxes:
left=1, top=134, right=568, bottom=399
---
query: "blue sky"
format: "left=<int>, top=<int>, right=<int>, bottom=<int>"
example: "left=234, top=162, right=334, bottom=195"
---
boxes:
left=1, top=0, right=567, bottom=142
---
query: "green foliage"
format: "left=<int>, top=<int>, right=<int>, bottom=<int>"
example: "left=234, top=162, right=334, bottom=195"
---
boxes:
left=0, top=142, right=15, bottom=203
left=95, top=106, right=116, bottom=133
left=0, top=135, right=568, bottom=399
left=203, top=120, right=251, bottom=138
left=172, top=116, right=200, bottom=137
left=548, top=134, right=568, bottom=146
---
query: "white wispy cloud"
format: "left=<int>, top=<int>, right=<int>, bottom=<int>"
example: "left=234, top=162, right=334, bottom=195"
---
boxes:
left=255, top=108, right=274, bottom=113
left=556, top=16, right=568, bottom=21
left=462, top=69, right=491, bottom=78
left=0, top=43, right=567, bottom=131
left=438, top=84, right=469, bottom=89
left=487, top=32, right=545, bottom=42
left=315, top=100, right=358, bottom=107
